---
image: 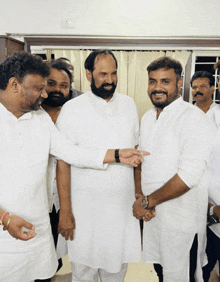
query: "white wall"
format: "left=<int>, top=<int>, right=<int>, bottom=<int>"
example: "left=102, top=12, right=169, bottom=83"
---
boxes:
left=0, top=0, right=219, bottom=38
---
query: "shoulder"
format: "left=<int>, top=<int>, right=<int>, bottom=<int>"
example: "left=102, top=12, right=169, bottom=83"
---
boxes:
left=61, top=91, right=89, bottom=111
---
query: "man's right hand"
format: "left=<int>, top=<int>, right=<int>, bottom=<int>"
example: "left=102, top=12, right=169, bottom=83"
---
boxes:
left=58, top=209, right=75, bottom=241
left=4, top=214, right=36, bottom=241
left=119, top=149, right=150, bottom=167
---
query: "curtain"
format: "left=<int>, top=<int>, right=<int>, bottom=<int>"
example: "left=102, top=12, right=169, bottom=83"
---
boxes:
left=52, top=49, right=191, bottom=121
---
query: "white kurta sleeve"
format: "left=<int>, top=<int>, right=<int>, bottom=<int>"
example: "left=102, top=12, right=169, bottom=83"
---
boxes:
left=178, top=109, right=215, bottom=188
left=47, top=116, right=108, bottom=170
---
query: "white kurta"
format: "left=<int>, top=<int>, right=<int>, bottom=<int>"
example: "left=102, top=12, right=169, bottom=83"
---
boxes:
left=206, top=102, right=220, bottom=130
left=0, top=103, right=108, bottom=282
left=56, top=91, right=141, bottom=273
left=139, top=97, right=215, bottom=282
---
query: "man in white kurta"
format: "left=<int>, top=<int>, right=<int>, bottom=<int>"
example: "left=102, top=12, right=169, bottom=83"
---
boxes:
left=133, top=57, right=215, bottom=282
left=56, top=50, right=141, bottom=282
left=0, top=52, right=144, bottom=282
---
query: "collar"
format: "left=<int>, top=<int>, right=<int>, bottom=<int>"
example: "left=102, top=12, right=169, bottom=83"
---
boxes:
left=90, top=90, right=116, bottom=104
left=0, top=102, right=32, bottom=121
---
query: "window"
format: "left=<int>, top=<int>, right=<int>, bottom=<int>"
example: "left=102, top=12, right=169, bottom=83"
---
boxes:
left=190, top=51, right=220, bottom=104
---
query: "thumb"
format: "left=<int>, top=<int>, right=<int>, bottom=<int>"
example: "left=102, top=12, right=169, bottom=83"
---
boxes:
left=135, top=193, right=143, bottom=200
left=21, top=219, right=34, bottom=231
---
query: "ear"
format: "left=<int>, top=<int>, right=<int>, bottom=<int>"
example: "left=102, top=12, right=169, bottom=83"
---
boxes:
left=177, top=78, right=183, bottom=92
left=8, top=77, right=20, bottom=93
left=211, top=85, right=215, bottom=94
left=86, top=70, right=92, bottom=83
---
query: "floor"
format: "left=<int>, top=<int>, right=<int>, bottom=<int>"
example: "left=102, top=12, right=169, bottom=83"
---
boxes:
left=51, top=255, right=220, bottom=282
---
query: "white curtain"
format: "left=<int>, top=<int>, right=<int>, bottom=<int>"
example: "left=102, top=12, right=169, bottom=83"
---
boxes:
left=51, top=49, right=191, bottom=121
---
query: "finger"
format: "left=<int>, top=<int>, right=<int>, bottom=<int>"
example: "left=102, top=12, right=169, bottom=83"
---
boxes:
left=70, top=230, right=74, bottom=241
left=138, top=150, right=150, bottom=156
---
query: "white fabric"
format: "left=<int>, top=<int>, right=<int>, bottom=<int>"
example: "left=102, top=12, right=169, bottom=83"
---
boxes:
left=0, top=103, right=108, bottom=281
left=71, top=262, right=127, bottom=282
left=208, top=126, right=220, bottom=238
left=56, top=91, right=141, bottom=273
left=206, top=102, right=220, bottom=130
left=139, top=97, right=215, bottom=282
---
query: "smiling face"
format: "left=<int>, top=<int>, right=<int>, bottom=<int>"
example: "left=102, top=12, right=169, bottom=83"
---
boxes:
left=86, top=54, right=117, bottom=101
left=18, top=74, right=48, bottom=112
left=44, top=68, right=71, bottom=107
left=148, top=68, right=182, bottom=109
left=191, top=77, right=214, bottom=104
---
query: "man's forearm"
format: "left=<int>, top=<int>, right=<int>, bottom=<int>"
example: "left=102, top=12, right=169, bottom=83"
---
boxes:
left=147, top=174, right=190, bottom=208
left=134, top=164, right=143, bottom=195
left=56, top=160, right=71, bottom=211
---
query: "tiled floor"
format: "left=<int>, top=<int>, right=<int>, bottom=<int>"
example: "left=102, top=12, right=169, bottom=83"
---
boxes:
left=51, top=255, right=220, bottom=282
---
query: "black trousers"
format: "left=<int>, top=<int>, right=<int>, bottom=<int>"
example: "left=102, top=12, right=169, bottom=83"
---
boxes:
left=154, top=233, right=198, bottom=282
left=35, top=206, right=63, bottom=282
left=202, top=227, right=220, bottom=282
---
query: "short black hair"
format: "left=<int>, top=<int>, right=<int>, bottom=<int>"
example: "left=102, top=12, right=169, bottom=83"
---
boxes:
left=0, top=51, right=50, bottom=90
left=50, top=59, right=73, bottom=85
left=84, top=50, right=118, bottom=72
left=147, top=56, right=183, bottom=80
left=190, top=71, right=215, bottom=87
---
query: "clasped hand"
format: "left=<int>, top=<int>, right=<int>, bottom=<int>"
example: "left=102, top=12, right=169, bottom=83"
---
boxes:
left=133, top=194, right=156, bottom=222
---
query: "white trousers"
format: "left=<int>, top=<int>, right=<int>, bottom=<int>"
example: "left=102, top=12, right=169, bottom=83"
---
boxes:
left=71, top=262, right=128, bottom=282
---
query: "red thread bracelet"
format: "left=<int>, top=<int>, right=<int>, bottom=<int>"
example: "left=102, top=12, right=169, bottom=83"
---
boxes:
left=0, top=212, right=9, bottom=225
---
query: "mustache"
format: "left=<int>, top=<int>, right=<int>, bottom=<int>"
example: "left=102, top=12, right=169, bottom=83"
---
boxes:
left=194, top=92, right=203, bottom=97
left=101, top=83, right=115, bottom=88
left=47, top=91, right=64, bottom=98
left=151, top=91, right=168, bottom=95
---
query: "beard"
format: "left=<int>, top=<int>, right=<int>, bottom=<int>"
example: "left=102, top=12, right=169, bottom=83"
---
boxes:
left=150, top=86, right=179, bottom=109
left=91, top=76, right=116, bottom=99
left=42, top=91, right=71, bottom=107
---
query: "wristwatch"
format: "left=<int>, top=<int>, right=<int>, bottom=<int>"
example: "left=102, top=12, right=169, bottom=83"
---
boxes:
left=141, top=196, right=155, bottom=210
left=141, top=196, right=149, bottom=209
left=209, top=206, right=219, bottom=224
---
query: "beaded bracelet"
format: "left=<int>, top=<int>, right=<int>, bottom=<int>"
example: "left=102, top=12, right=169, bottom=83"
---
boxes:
left=3, top=213, right=11, bottom=231
left=0, top=212, right=9, bottom=226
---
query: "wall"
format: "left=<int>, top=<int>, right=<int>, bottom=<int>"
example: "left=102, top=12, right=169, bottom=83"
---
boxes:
left=0, top=0, right=219, bottom=38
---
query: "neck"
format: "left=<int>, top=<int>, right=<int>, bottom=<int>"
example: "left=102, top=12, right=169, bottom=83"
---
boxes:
left=41, top=104, right=61, bottom=123
left=0, top=92, right=25, bottom=119
left=195, top=99, right=213, bottom=113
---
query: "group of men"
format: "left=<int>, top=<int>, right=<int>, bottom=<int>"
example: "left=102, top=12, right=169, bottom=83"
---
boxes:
left=0, top=50, right=220, bottom=282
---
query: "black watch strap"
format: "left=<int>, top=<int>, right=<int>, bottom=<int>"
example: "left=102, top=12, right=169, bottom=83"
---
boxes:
left=115, top=149, right=120, bottom=163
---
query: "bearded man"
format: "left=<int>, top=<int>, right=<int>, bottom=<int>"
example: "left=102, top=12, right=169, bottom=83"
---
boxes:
left=56, top=50, right=142, bottom=282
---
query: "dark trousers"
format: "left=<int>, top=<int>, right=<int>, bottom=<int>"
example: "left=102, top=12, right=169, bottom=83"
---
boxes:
left=35, top=206, right=63, bottom=282
left=154, top=233, right=198, bottom=282
left=202, top=227, right=220, bottom=282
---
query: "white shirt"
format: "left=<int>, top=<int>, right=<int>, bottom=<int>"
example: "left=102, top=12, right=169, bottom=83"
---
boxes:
left=56, top=91, right=141, bottom=273
left=139, top=97, right=214, bottom=280
left=0, top=103, right=107, bottom=281
left=206, top=102, right=220, bottom=130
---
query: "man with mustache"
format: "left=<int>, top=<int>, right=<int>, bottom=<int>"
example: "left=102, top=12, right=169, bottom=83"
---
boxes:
left=190, top=71, right=218, bottom=120
left=56, top=50, right=142, bottom=282
left=36, top=59, right=82, bottom=282
left=133, top=57, right=214, bottom=281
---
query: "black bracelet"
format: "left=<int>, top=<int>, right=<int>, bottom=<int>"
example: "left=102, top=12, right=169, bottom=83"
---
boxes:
left=115, top=149, right=120, bottom=163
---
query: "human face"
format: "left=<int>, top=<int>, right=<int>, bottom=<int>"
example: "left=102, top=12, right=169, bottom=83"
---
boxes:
left=86, top=54, right=117, bottom=101
left=44, top=68, right=71, bottom=107
left=18, top=74, right=48, bottom=112
left=148, top=68, right=182, bottom=109
left=191, top=77, right=214, bottom=104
